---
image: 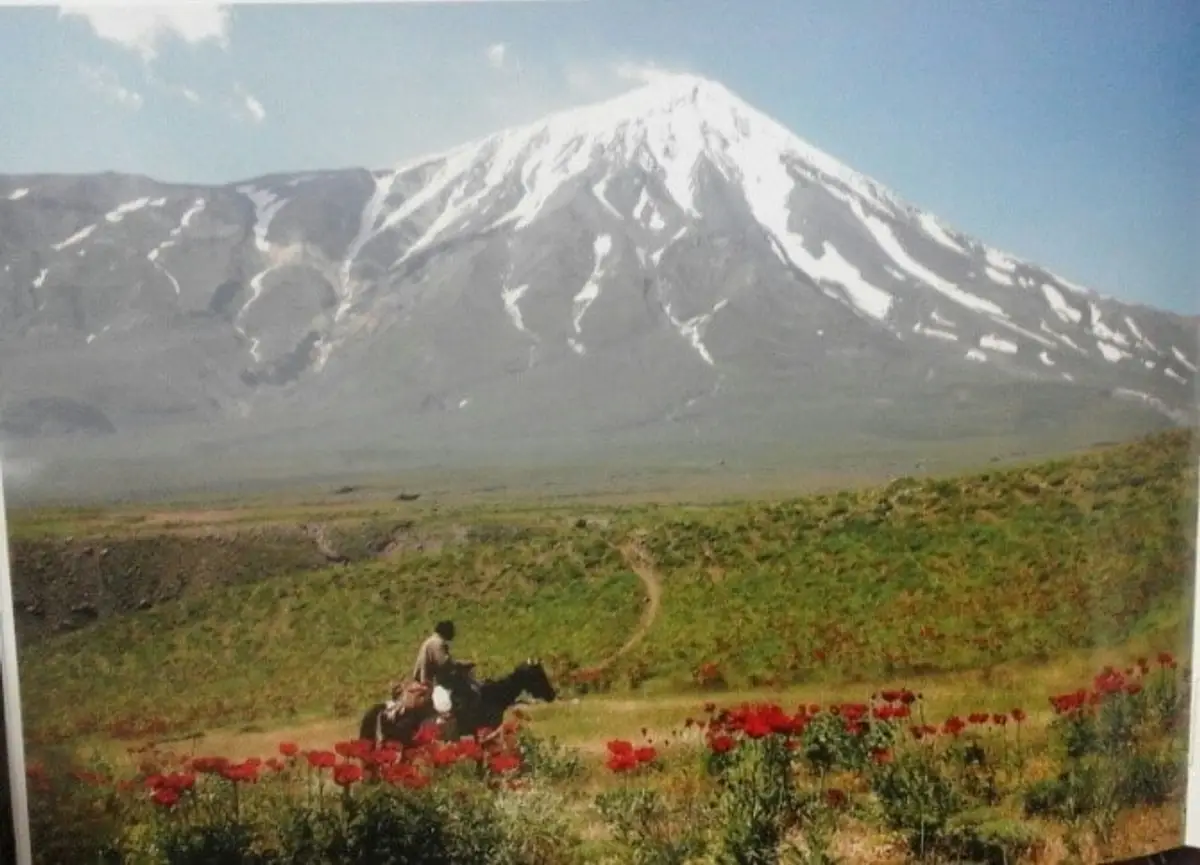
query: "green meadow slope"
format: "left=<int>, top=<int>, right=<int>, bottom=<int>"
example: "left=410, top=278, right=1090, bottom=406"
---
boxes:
left=12, top=428, right=1196, bottom=747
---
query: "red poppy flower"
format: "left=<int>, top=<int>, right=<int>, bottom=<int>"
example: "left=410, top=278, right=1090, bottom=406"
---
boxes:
left=743, top=715, right=773, bottom=739
left=606, top=752, right=639, bottom=773
left=159, top=772, right=195, bottom=792
left=1011, top=709, right=1026, bottom=723
left=414, top=724, right=441, bottom=746
left=870, top=748, right=893, bottom=765
left=942, top=716, right=966, bottom=737
left=279, top=742, right=299, bottom=758
left=606, top=740, right=635, bottom=756
left=333, top=764, right=363, bottom=788
left=488, top=753, right=522, bottom=775
left=191, top=757, right=231, bottom=775
left=221, top=761, right=260, bottom=784
left=150, top=787, right=179, bottom=808
left=709, top=733, right=736, bottom=754
left=305, top=751, right=337, bottom=770
left=373, top=748, right=400, bottom=766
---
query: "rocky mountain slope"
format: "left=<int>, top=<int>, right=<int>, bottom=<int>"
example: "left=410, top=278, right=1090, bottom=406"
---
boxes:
left=0, top=73, right=1194, bottom=495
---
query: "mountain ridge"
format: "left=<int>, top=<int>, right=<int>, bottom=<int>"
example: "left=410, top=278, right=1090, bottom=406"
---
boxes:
left=0, top=73, right=1194, bottom=499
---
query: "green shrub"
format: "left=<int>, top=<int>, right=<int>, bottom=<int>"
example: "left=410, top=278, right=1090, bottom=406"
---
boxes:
left=868, top=750, right=963, bottom=858
left=594, top=787, right=711, bottom=865
left=1113, top=750, right=1182, bottom=808
left=941, top=809, right=1041, bottom=865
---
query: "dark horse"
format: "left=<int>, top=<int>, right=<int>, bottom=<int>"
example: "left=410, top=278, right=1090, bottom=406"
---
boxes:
left=357, top=658, right=557, bottom=748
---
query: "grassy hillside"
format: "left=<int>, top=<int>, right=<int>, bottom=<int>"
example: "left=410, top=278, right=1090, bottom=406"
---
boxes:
left=13, top=429, right=1194, bottom=750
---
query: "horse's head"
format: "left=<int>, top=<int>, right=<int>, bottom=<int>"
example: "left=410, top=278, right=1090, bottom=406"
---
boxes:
left=516, top=658, right=557, bottom=703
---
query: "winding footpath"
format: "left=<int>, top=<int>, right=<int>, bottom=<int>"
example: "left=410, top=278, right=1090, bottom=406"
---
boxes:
left=587, top=540, right=663, bottom=673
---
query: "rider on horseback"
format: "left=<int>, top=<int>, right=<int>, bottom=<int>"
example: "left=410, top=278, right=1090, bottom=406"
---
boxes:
left=390, top=620, right=481, bottom=723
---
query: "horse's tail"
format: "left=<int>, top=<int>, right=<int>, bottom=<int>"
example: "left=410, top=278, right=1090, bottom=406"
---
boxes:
left=359, top=702, right=386, bottom=745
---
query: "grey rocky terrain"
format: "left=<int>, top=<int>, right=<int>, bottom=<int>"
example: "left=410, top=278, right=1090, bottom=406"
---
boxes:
left=0, top=74, right=1194, bottom=500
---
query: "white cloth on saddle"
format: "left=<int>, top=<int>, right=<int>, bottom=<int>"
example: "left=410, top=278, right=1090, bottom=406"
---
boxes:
left=432, top=685, right=453, bottom=714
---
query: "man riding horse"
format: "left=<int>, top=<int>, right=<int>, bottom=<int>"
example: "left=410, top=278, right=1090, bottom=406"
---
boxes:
left=387, top=620, right=481, bottom=725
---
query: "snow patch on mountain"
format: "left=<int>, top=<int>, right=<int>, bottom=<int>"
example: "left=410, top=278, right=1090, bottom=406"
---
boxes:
left=1165, top=367, right=1187, bottom=385
left=105, top=197, right=151, bottom=223
left=847, top=198, right=1004, bottom=317
left=1123, top=316, right=1157, bottom=353
left=985, top=266, right=1014, bottom=286
left=569, top=234, right=614, bottom=354
left=666, top=298, right=728, bottom=366
left=159, top=267, right=182, bottom=296
left=32, top=268, right=47, bottom=289
left=335, top=170, right=398, bottom=325
left=237, top=185, right=288, bottom=253
left=931, top=309, right=956, bottom=328
left=917, top=213, right=968, bottom=254
left=1089, top=302, right=1130, bottom=348
left=989, top=316, right=1057, bottom=349
left=984, top=248, right=1019, bottom=273
left=592, top=177, right=622, bottom=219
left=1039, top=351, right=1055, bottom=367
left=51, top=224, right=96, bottom=251
left=913, top=321, right=957, bottom=342
left=176, top=199, right=206, bottom=234
left=1039, top=321, right=1082, bottom=353
left=1170, top=346, right=1196, bottom=374
left=502, top=283, right=532, bottom=336
left=1096, top=341, right=1129, bottom=363
left=791, top=241, right=893, bottom=321
left=651, top=226, right=687, bottom=266
left=980, top=334, right=1017, bottom=354
left=966, top=348, right=987, bottom=362
left=7, top=188, right=28, bottom=201
left=1050, top=272, right=1100, bottom=299
left=1041, top=283, right=1082, bottom=324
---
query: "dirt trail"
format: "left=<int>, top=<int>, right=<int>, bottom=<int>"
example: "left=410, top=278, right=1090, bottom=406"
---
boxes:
left=586, top=540, right=663, bottom=673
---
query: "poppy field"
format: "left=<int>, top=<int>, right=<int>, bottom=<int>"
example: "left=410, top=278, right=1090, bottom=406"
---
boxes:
left=8, top=429, right=1197, bottom=862
left=22, top=652, right=1191, bottom=863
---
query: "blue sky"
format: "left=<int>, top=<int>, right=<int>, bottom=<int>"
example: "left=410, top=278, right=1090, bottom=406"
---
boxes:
left=0, top=0, right=1195, bottom=313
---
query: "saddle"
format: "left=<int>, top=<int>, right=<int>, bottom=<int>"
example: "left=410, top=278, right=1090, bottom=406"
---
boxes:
left=385, top=680, right=431, bottom=720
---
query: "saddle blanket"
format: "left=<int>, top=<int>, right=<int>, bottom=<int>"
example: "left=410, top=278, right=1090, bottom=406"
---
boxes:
left=383, top=683, right=452, bottom=721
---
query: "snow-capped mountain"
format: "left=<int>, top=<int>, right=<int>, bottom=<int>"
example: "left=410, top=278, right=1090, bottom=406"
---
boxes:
left=0, top=73, right=1194, bottom=489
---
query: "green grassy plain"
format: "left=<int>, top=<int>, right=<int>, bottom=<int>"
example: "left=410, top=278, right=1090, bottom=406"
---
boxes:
left=9, top=428, right=1197, bottom=863
left=11, top=429, right=1194, bottom=742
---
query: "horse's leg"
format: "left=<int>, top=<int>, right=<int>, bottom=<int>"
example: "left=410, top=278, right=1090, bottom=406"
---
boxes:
left=358, top=703, right=385, bottom=746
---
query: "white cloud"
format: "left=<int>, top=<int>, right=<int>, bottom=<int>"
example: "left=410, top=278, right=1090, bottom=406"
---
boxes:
left=485, top=42, right=508, bottom=70
left=58, top=3, right=232, bottom=63
left=234, top=83, right=266, bottom=123
left=78, top=63, right=143, bottom=110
